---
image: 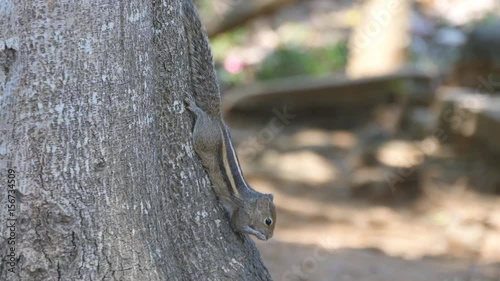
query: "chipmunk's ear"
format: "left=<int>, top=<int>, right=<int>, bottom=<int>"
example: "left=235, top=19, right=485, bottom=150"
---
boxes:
left=267, top=194, right=274, bottom=201
left=258, top=196, right=272, bottom=207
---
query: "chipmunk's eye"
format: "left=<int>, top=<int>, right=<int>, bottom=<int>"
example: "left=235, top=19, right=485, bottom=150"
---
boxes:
left=264, top=218, right=273, bottom=226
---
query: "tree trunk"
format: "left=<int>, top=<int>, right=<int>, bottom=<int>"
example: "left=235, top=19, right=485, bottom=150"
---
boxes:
left=0, top=0, right=272, bottom=280
left=346, top=0, right=410, bottom=78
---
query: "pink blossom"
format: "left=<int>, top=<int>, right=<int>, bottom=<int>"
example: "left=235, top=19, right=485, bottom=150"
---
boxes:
left=224, top=57, right=244, bottom=74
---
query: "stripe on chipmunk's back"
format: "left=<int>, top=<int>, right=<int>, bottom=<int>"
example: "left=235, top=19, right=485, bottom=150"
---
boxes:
left=221, top=125, right=250, bottom=195
left=218, top=125, right=239, bottom=197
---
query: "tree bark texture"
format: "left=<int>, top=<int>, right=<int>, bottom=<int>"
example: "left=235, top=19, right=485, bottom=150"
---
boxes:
left=0, top=0, right=272, bottom=280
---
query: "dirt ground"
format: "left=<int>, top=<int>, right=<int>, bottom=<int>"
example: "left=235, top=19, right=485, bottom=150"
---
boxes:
left=232, top=127, right=500, bottom=281
left=210, top=0, right=500, bottom=278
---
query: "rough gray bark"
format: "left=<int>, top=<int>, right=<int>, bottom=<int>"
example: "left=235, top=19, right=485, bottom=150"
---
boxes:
left=0, top=0, right=273, bottom=280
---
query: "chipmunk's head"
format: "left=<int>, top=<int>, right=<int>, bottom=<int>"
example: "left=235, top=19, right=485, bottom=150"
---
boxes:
left=251, top=194, right=276, bottom=240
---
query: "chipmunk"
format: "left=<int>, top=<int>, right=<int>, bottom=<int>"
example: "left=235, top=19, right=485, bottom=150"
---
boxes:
left=181, top=1, right=276, bottom=240
left=185, top=99, right=276, bottom=241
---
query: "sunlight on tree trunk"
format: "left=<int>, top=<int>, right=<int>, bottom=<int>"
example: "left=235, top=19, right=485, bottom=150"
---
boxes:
left=346, top=0, right=410, bottom=78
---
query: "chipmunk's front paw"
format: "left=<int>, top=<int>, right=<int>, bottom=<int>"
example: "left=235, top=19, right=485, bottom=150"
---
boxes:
left=184, top=98, right=193, bottom=108
left=184, top=98, right=199, bottom=113
left=242, top=226, right=267, bottom=241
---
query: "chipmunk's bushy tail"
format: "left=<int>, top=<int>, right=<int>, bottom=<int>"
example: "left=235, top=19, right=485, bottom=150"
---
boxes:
left=181, top=0, right=222, bottom=117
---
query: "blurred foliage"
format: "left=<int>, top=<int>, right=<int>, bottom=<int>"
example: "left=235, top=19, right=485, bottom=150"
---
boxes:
left=195, top=0, right=220, bottom=20
left=481, top=13, right=500, bottom=24
left=211, top=28, right=249, bottom=61
left=206, top=3, right=349, bottom=87
left=256, top=43, right=348, bottom=80
left=215, top=63, right=247, bottom=87
left=212, top=32, right=348, bottom=89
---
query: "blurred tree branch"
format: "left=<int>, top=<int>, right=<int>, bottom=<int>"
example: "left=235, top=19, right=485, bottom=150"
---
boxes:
left=203, top=0, right=297, bottom=38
